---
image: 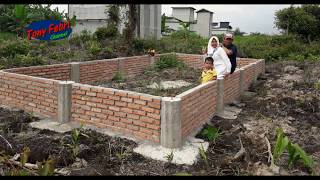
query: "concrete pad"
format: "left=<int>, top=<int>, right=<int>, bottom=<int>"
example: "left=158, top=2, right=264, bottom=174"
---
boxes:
left=133, top=137, right=209, bottom=165
left=30, top=119, right=80, bottom=133
left=224, top=105, right=242, bottom=114
left=216, top=110, right=238, bottom=120
left=147, top=80, right=192, bottom=90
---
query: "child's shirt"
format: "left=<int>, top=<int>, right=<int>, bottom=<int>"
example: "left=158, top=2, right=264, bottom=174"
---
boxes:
left=201, top=69, right=217, bottom=84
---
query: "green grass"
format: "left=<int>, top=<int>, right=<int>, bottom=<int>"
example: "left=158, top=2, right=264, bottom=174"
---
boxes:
left=0, top=32, right=17, bottom=40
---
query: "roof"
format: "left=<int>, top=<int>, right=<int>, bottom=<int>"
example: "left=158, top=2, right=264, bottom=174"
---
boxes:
left=196, top=8, right=214, bottom=14
left=172, top=7, right=196, bottom=10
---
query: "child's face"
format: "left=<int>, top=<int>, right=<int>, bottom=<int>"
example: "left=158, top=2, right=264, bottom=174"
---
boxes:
left=204, top=60, right=213, bottom=69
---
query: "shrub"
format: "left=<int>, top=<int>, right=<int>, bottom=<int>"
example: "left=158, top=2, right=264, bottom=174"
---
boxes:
left=85, top=40, right=101, bottom=56
left=0, top=39, right=31, bottom=58
left=155, top=54, right=186, bottom=70
left=95, top=25, right=118, bottom=40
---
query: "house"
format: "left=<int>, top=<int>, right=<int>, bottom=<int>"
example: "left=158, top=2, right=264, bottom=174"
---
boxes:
left=164, top=7, right=233, bottom=38
left=211, top=21, right=233, bottom=35
left=68, top=4, right=162, bottom=39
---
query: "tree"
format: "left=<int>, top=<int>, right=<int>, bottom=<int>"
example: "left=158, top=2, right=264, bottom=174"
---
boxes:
left=234, top=27, right=245, bottom=36
left=161, top=13, right=170, bottom=33
left=275, top=5, right=319, bottom=43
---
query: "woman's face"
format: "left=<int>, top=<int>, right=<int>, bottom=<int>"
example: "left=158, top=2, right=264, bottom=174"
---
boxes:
left=211, top=39, right=218, bottom=48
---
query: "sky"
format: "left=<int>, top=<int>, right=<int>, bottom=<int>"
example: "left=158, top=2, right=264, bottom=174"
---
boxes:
left=50, top=4, right=291, bottom=35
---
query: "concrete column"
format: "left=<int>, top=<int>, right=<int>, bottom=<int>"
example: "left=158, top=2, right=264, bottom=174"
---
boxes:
left=216, top=78, right=224, bottom=115
left=149, top=56, right=155, bottom=66
left=58, top=81, right=73, bottom=123
left=70, top=62, right=80, bottom=83
left=239, top=68, right=245, bottom=94
left=161, top=97, right=182, bottom=148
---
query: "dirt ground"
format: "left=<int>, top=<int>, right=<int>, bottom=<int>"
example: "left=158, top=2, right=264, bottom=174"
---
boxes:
left=0, top=60, right=319, bottom=176
left=91, top=66, right=202, bottom=97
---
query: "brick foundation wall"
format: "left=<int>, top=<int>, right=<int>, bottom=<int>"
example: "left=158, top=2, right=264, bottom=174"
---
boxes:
left=4, top=64, right=71, bottom=81
left=176, top=81, right=217, bottom=140
left=0, top=71, right=59, bottom=118
left=79, top=59, right=118, bottom=84
left=0, top=53, right=265, bottom=147
left=223, top=70, right=241, bottom=104
left=71, top=83, right=161, bottom=143
left=120, top=56, right=151, bottom=79
left=242, top=63, right=256, bottom=90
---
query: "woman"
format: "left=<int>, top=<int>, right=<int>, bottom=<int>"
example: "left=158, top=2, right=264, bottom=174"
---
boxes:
left=205, top=36, right=231, bottom=78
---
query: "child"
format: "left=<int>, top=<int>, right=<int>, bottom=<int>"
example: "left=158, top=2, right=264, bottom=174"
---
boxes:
left=201, top=57, right=217, bottom=84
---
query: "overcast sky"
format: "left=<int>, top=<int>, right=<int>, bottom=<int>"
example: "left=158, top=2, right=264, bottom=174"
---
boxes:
left=51, top=4, right=291, bottom=35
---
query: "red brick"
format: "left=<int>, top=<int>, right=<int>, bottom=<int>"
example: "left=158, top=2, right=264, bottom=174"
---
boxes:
left=121, top=97, right=133, bottom=103
left=133, top=120, right=146, bottom=127
left=127, top=93, right=140, bottom=99
left=120, top=107, right=133, bottom=114
left=147, top=113, right=160, bottom=120
left=103, top=99, right=114, bottom=105
left=96, top=103, right=109, bottom=110
left=133, top=109, right=146, bottom=116
left=86, top=102, right=97, bottom=107
left=146, top=124, right=160, bottom=130
left=115, top=101, right=127, bottom=107
left=97, top=93, right=109, bottom=99
left=134, top=99, right=146, bottom=105
left=108, top=116, right=120, bottom=122
left=126, top=113, right=139, bottom=120
left=120, top=118, right=133, bottom=124
left=127, top=124, right=139, bottom=131
left=147, top=102, right=160, bottom=109
left=92, top=107, right=102, bottom=113
left=109, top=106, right=120, bottom=111
left=139, top=127, right=153, bottom=135
left=127, top=103, right=140, bottom=110
left=140, top=116, right=154, bottom=124
left=114, top=122, right=127, bottom=128
left=140, top=96, right=153, bottom=101
left=114, top=91, right=127, bottom=97
left=102, top=109, right=114, bottom=115
left=75, top=100, right=86, bottom=105
left=108, top=95, right=120, bottom=101
left=114, top=111, right=126, bottom=117
left=141, top=106, right=154, bottom=113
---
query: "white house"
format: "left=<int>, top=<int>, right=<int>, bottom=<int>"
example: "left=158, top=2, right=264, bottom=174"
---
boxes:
left=164, top=7, right=233, bottom=38
left=68, top=4, right=162, bottom=39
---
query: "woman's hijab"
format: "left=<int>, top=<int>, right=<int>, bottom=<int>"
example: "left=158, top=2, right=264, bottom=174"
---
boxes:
left=207, top=36, right=220, bottom=56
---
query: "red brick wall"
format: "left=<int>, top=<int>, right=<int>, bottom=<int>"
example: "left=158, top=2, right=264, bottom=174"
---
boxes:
left=176, top=53, right=203, bottom=69
left=177, top=81, right=217, bottom=140
left=242, top=63, right=256, bottom=90
left=0, top=71, right=59, bottom=118
left=223, top=70, right=241, bottom=104
left=4, top=64, right=70, bottom=81
left=71, top=83, right=161, bottom=143
left=120, top=55, right=151, bottom=79
left=79, top=59, right=118, bottom=84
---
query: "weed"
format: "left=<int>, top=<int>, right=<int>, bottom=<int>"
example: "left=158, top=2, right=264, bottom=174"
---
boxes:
left=272, top=127, right=315, bottom=174
left=164, top=151, right=174, bottom=163
left=37, top=156, right=55, bottom=176
left=112, top=71, right=125, bottom=83
left=174, top=172, right=192, bottom=176
left=66, top=124, right=89, bottom=159
left=200, top=125, right=220, bottom=142
left=199, top=144, right=209, bottom=167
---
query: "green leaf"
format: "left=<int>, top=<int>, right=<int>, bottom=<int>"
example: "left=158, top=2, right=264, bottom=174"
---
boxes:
left=174, top=172, right=192, bottom=176
left=20, top=147, right=31, bottom=166
left=201, top=126, right=219, bottom=142
left=37, top=158, right=55, bottom=176
left=273, top=128, right=289, bottom=163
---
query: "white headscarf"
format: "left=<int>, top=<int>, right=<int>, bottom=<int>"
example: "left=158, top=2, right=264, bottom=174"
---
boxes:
left=207, top=36, right=220, bottom=56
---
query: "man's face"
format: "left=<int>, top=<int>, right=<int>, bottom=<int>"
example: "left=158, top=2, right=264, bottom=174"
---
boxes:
left=223, top=37, right=233, bottom=46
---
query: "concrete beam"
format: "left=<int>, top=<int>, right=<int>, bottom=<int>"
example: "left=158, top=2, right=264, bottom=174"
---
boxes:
left=160, top=97, right=182, bottom=148
left=70, top=62, right=80, bottom=83
left=150, top=56, right=155, bottom=66
left=58, top=81, right=73, bottom=123
left=216, top=78, right=224, bottom=115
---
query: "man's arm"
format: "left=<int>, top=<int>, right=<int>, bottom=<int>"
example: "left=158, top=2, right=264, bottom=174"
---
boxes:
left=223, top=46, right=233, bottom=55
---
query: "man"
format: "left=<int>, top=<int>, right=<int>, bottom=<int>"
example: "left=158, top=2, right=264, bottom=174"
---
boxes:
left=222, top=33, right=238, bottom=74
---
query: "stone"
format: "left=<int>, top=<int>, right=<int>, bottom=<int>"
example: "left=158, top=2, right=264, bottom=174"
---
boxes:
left=147, top=80, right=192, bottom=90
